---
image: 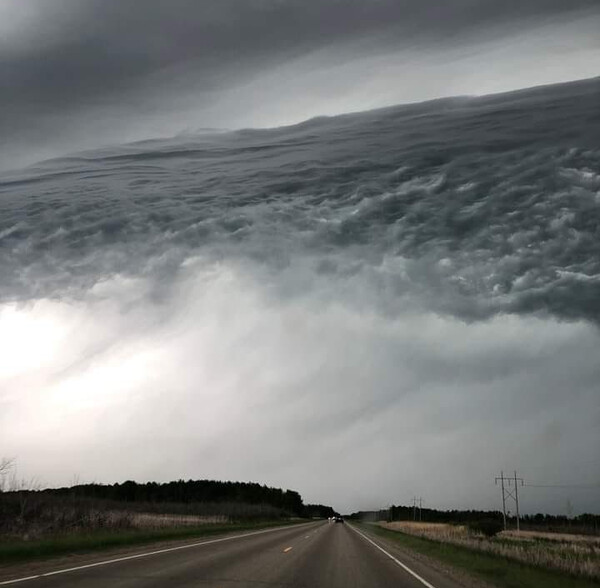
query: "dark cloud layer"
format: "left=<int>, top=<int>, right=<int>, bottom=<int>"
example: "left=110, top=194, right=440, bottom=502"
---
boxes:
left=2, top=77, right=599, bottom=324
left=1, top=0, right=598, bottom=169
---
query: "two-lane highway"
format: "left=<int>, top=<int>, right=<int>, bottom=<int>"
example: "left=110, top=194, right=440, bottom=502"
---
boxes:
left=0, top=521, right=466, bottom=587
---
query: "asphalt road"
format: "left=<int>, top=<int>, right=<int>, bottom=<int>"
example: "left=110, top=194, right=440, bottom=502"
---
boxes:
left=0, top=522, right=467, bottom=587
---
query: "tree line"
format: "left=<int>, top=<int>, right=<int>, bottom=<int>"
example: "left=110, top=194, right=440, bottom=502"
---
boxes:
left=27, top=479, right=338, bottom=520
left=348, top=505, right=600, bottom=532
left=1, top=460, right=338, bottom=526
left=41, top=480, right=306, bottom=515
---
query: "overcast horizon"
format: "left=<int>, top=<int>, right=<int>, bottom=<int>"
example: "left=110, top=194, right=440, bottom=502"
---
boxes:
left=1, top=1, right=599, bottom=516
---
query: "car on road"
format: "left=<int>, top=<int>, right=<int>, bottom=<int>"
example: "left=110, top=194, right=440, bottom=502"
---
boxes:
left=334, top=516, right=344, bottom=523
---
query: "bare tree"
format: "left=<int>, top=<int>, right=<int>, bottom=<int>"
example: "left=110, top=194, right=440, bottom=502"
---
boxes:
left=0, top=457, right=15, bottom=492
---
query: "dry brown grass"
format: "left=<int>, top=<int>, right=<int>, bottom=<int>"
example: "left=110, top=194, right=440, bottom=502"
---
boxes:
left=130, top=513, right=228, bottom=528
left=379, top=521, right=600, bottom=581
left=501, top=530, right=600, bottom=544
left=382, top=521, right=468, bottom=538
left=0, top=493, right=284, bottom=542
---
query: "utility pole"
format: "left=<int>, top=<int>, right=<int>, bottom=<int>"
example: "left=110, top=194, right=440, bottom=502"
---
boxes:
left=412, top=496, right=423, bottom=521
left=495, top=470, right=523, bottom=531
left=495, top=471, right=507, bottom=530
left=514, top=471, right=521, bottom=531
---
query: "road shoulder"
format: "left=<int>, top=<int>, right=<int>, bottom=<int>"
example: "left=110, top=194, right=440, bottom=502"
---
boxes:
left=349, top=522, right=494, bottom=588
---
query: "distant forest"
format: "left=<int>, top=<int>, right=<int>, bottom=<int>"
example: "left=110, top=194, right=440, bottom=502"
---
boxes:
left=0, top=477, right=337, bottom=540
left=35, top=479, right=335, bottom=519
left=349, top=505, right=600, bottom=532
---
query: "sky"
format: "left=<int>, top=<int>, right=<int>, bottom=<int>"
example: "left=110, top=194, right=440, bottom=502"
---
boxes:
left=1, top=0, right=599, bottom=170
left=1, top=1, right=600, bottom=516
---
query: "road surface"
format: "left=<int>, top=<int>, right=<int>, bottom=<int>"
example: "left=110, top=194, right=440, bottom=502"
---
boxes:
left=0, top=521, right=468, bottom=587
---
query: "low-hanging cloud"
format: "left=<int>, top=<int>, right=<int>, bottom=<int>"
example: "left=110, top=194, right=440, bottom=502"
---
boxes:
left=2, top=78, right=599, bottom=323
left=2, top=259, right=599, bottom=513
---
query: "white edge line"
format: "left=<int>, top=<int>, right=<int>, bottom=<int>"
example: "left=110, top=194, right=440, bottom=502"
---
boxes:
left=0, top=522, right=314, bottom=586
left=347, top=523, right=437, bottom=588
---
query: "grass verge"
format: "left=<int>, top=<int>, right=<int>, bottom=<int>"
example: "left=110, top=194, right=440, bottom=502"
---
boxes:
left=0, top=520, right=303, bottom=566
left=357, top=523, right=599, bottom=588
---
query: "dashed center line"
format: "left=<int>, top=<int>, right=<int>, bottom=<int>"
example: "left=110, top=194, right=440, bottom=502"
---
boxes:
left=283, top=547, right=293, bottom=553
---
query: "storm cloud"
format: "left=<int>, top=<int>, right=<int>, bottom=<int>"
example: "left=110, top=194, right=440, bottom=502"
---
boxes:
left=1, top=70, right=599, bottom=514
left=1, top=0, right=599, bottom=169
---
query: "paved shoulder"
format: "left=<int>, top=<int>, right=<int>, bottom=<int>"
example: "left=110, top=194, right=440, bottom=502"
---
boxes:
left=347, top=523, right=485, bottom=588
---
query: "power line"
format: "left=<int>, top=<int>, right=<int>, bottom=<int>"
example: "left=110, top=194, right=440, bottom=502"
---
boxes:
left=524, top=483, right=600, bottom=489
left=494, top=471, right=598, bottom=528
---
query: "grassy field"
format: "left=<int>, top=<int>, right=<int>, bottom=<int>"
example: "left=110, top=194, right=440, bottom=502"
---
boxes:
left=0, top=488, right=303, bottom=568
left=361, top=522, right=600, bottom=588
left=0, top=519, right=302, bottom=566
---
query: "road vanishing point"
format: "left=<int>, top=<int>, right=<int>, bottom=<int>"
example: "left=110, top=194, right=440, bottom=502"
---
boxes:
left=0, top=521, right=466, bottom=587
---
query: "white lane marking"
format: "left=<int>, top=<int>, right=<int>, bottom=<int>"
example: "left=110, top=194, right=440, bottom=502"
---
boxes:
left=0, top=523, right=316, bottom=586
left=283, top=546, right=293, bottom=553
left=347, top=524, right=437, bottom=588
